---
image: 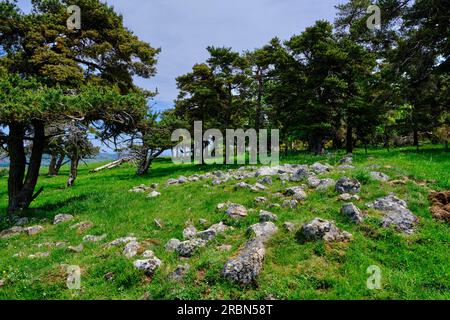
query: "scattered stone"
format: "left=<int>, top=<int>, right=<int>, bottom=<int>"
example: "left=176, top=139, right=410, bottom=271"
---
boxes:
left=165, top=238, right=181, bottom=252
left=282, top=199, right=299, bottom=209
left=169, top=264, right=190, bottom=281
left=223, top=239, right=265, bottom=285
left=28, top=252, right=50, bottom=259
left=370, top=172, right=390, bottom=182
left=70, top=221, right=93, bottom=232
left=339, top=193, right=360, bottom=201
left=256, top=166, right=279, bottom=177
left=133, top=257, right=162, bottom=276
left=255, top=197, right=268, bottom=203
left=258, top=176, right=273, bottom=185
left=251, top=183, right=267, bottom=191
left=367, top=194, right=418, bottom=234
left=15, top=217, right=29, bottom=226
left=142, top=250, right=155, bottom=258
left=104, top=272, right=115, bottom=281
left=307, top=175, right=321, bottom=188
left=279, top=173, right=291, bottom=181
left=183, top=225, right=198, bottom=240
left=199, top=219, right=208, bottom=226
left=335, top=177, right=361, bottom=194
left=25, top=225, right=44, bottom=236
left=108, top=236, right=137, bottom=247
left=176, top=239, right=207, bottom=257
left=68, top=244, right=84, bottom=253
left=297, top=218, right=352, bottom=243
left=311, top=162, right=332, bottom=174
left=428, top=191, right=450, bottom=222
left=341, top=203, right=364, bottom=223
left=83, top=234, right=107, bottom=242
left=283, top=222, right=296, bottom=233
left=217, top=244, right=233, bottom=252
left=339, top=154, right=353, bottom=164
left=248, top=222, right=278, bottom=242
left=123, top=241, right=141, bottom=258
left=235, top=182, right=251, bottom=189
left=316, top=179, right=336, bottom=191
left=53, top=214, right=74, bottom=225
left=0, top=226, right=25, bottom=239
left=196, top=229, right=217, bottom=241
left=167, top=178, right=178, bottom=185
left=259, top=210, right=278, bottom=222
left=290, top=166, right=310, bottom=182
left=147, top=191, right=161, bottom=198
left=284, top=186, right=305, bottom=197
left=209, top=221, right=231, bottom=233
left=224, top=204, right=248, bottom=219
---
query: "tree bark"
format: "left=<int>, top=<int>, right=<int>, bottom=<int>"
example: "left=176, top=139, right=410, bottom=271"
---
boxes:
left=8, top=121, right=45, bottom=215
left=67, top=156, right=79, bottom=187
left=413, top=129, right=419, bottom=151
left=54, top=153, right=65, bottom=175
left=346, top=125, right=353, bottom=154
left=48, top=152, right=58, bottom=176
left=310, top=134, right=324, bottom=155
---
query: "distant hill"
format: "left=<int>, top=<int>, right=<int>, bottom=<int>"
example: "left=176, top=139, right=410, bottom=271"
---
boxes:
left=0, top=153, right=117, bottom=168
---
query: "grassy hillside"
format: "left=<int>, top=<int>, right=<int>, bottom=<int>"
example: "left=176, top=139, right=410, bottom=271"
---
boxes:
left=0, top=146, right=448, bottom=300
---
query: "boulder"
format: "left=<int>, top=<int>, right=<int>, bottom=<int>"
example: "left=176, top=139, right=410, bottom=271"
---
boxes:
left=335, top=177, right=361, bottom=194
left=182, top=225, right=198, bottom=240
left=256, top=166, right=279, bottom=177
left=176, top=239, right=207, bottom=257
left=284, top=186, right=306, bottom=197
left=225, top=204, right=248, bottom=219
left=223, top=239, right=265, bottom=285
left=248, top=222, right=278, bottom=242
left=147, top=191, right=161, bottom=198
left=282, top=199, right=299, bottom=209
left=316, top=179, right=336, bottom=191
left=70, top=221, right=93, bottom=232
left=258, top=176, right=273, bottom=185
left=169, top=264, right=190, bottom=281
left=0, top=226, right=25, bottom=239
left=259, top=210, right=278, bottom=222
left=123, top=241, right=141, bottom=258
left=178, top=176, right=188, bottom=184
left=25, top=225, right=44, bottom=236
left=68, top=244, right=84, bottom=253
left=290, top=166, right=310, bottom=182
left=307, top=175, right=321, bottom=188
left=133, top=257, right=162, bottom=276
left=339, top=193, right=360, bottom=201
left=297, top=218, right=352, bottom=242
left=209, top=221, right=231, bottom=233
left=142, top=250, right=155, bottom=258
left=339, top=155, right=353, bottom=164
left=255, top=197, right=268, bottom=203
left=341, top=203, right=364, bottom=223
left=53, top=214, right=74, bottom=225
left=165, top=238, right=181, bottom=252
left=83, top=234, right=107, bottom=242
left=217, top=244, right=233, bottom=252
left=15, top=217, right=29, bottom=226
left=370, top=172, right=390, bottom=182
left=311, top=162, right=332, bottom=174
left=196, top=229, right=217, bottom=241
left=167, top=178, right=178, bottom=185
left=108, top=236, right=137, bottom=247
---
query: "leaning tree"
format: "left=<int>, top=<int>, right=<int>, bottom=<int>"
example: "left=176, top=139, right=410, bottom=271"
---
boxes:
left=0, top=0, right=159, bottom=218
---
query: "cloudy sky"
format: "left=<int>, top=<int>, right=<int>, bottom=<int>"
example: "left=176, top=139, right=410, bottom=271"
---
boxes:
left=17, top=0, right=344, bottom=111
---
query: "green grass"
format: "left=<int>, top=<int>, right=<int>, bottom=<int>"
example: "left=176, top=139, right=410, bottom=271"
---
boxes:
left=0, top=145, right=449, bottom=300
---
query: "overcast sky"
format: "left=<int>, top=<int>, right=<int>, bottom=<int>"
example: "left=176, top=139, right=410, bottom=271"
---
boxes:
left=17, top=0, right=344, bottom=111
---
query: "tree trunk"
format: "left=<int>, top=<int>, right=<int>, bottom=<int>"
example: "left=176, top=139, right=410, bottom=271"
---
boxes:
left=137, top=147, right=150, bottom=176
left=8, top=121, right=45, bottom=216
left=413, top=129, right=419, bottom=151
left=48, top=152, right=58, bottom=176
left=310, top=134, right=324, bottom=155
left=67, top=157, right=79, bottom=187
left=346, top=125, right=353, bottom=154
left=54, top=153, right=65, bottom=175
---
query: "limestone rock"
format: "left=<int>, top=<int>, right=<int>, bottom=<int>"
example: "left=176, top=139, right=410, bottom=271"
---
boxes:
left=83, top=234, right=107, bottom=242
left=26, top=225, right=44, bottom=236
left=123, top=240, right=141, bottom=258
left=176, top=239, right=207, bottom=257
left=335, top=177, right=361, bottom=194
left=68, top=244, right=84, bottom=253
left=147, top=191, right=161, bottom=198
left=169, top=264, right=190, bottom=281
left=259, top=210, right=278, bottom=222
left=165, top=238, right=181, bottom=252
left=370, top=172, right=390, bottom=182
left=248, top=222, right=278, bottom=242
left=53, top=214, right=74, bottom=225
left=283, top=222, right=296, bottom=232
left=183, top=225, right=198, bottom=240
left=224, top=204, right=248, bottom=219
left=133, top=257, right=162, bottom=276
left=70, top=221, right=93, bottom=232
left=297, top=218, right=352, bottom=242
left=316, top=179, right=336, bottom=191
left=341, top=203, right=364, bottom=223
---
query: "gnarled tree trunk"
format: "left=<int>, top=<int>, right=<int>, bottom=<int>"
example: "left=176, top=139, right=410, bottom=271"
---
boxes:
left=8, top=121, right=45, bottom=218
left=67, top=156, right=79, bottom=187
